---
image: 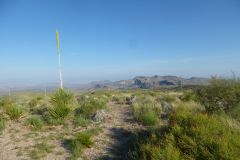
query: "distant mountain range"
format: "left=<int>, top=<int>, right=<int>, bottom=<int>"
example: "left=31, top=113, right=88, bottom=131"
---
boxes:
left=0, top=75, right=210, bottom=94
left=90, top=75, right=209, bottom=89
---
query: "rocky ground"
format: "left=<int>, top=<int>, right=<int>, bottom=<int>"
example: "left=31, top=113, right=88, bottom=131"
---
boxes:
left=0, top=101, right=144, bottom=160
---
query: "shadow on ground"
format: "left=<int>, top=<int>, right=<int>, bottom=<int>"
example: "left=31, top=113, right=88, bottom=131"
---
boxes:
left=97, top=127, right=134, bottom=160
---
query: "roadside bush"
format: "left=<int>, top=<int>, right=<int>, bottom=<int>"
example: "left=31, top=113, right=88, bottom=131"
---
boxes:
left=132, top=96, right=161, bottom=126
left=48, top=89, right=74, bottom=121
left=180, top=90, right=195, bottom=102
left=74, top=115, right=90, bottom=127
left=64, top=131, right=94, bottom=159
left=0, top=116, right=5, bottom=133
left=128, top=105, right=240, bottom=160
left=26, top=115, right=44, bottom=130
left=194, top=77, right=240, bottom=113
left=6, top=105, right=23, bottom=120
left=76, top=96, right=107, bottom=118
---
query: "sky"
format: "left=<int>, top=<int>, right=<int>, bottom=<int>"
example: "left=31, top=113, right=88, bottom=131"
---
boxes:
left=0, top=0, right=240, bottom=86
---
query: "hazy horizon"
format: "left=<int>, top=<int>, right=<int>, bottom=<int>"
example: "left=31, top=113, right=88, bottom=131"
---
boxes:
left=1, top=0, right=240, bottom=86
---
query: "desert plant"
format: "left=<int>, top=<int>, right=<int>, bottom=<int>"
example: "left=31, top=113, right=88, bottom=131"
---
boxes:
left=64, top=131, right=94, bottom=159
left=48, top=89, right=74, bottom=121
left=76, top=96, right=107, bottom=118
left=74, top=115, right=90, bottom=127
left=26, top=116, right=44, bottom=130
left=56, top=30, right=63, bottom=89
left=6, top=105, right=23, bottom=120
left=30, top=142, right=55, bottom=159
left=194, top=77, right=240, bottom=113
left=128, top=104, right=240, bottom=160
left=0, top=116, right=5, bottom=134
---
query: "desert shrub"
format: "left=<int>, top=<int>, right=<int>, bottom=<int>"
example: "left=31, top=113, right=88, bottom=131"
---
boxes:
left=112, top=95, right=126, bottom=104
left=47, top=89, right=74, bottom=121
left=0, top=116, right=5, bottom=133
left=0, top=98, right=15, bottom=109
left=64, top=131, right=94, bottom=159
left=28, top=98, right=39, bottom=108
left=128, top=105, right=240, bottom=160
left=180, top=90, right=195, bottom=102
left=6, top=105, right=23, bottom=120
left=74, top=115, right=90, bottom=127
left=30, top=142, right=55, bottom=159
left=132, top=96, right=161, bottom=126
left=76, top=96, right=107, bottom=118
left=26, top=115, right=44, bottom=130
left=162, top=94, right=175, bottom=103
left=194, top=77, right=240, bottom=113
left=226, top=103, right=240, bottom=122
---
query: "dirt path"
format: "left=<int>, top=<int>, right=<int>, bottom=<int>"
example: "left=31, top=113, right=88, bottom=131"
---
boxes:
left=83, top=102, right=144, bottom=160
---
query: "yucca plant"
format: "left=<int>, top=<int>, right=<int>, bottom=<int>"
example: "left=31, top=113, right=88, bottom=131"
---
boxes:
left=48, top=89, right=74, bottom=120
left=56, top=30, right=63, bottom=89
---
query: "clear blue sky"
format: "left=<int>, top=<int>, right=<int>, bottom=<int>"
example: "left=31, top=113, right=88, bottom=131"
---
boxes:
left=1, top=0, right=240, bottom=86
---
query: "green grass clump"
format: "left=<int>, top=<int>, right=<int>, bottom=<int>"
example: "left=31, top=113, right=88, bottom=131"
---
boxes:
left=29, top=142, right=55, bottom=159
left=47, top=89, right=74, bottom=123
left=194, top=77, right=240, bottom=113
left=26, top=116, right=44, bottom=130
left=128, top=105, right=240, bottom=160
left=6, top=105, right=23, bottom=120
left=76, top=96, right=107, bottom=118
left=0, top=116, right=5, bottom=134
left=132, top=96, right=161, bottom=126
left=64, top=131, right=94, bottom=159
left=74, top=115, right=90, bottom=127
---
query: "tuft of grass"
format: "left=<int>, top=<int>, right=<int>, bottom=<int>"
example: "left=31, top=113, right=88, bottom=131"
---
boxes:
left=47, top=89, right=74, bottom=123
left=132, top=96, right=161, bottom=126
left=128, top=104, right=240, bottom=160
left=0, top=116, right=5, bottom=134
left=26, top=116, right=44, bottom=130
left=64, top=131, right=94, bottom=159
left=6, top=105, right=23, bottom=120
left=76, top=96, right=107, bottom=118
left=29, top=142, right=55, bottom=159
left=74, top=115, right=90, bottom=127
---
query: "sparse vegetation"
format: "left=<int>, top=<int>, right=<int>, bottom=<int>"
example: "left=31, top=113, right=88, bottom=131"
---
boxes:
left=76, top=96, right=107, bottom=118
left=26, top=115, right=44, bottom=130
left=29, top=142, right=55, bottom=159
left=132, top=96, right=161, bottom=126
left=6, top=105, right=23, bottom=120
left=0, top=116, right=5, bottom=133
left=128, top=103, right=240, bottom=160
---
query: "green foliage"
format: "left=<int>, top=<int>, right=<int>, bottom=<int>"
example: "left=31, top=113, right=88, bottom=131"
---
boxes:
left=29, top=142, right=55, bottom=159
left=180, top=90, right=196, bottom=102
left=64, top=131, right=94, bottom=159
left=128, top=105, right=240, bottom=160
left=26, top=116, right=44, bottom=130
left=74, top=115, right=90, bottom=127
left=6, top=105, right=23, bottom=120
left=0, top=116, right=5, bottom=134
left=76, top=96, right=107, bottom=118
left=132, top=96, right=161, bottom=126
left=48, top=89, right=74, bottom=121
left=194, top=77, right=240, bottom=113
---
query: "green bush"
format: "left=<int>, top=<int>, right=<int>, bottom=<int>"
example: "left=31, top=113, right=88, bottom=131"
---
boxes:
left=128, top=105, right=240, bottom=160
left=194, top=78, right=240, bottom=113
left=0, top=116, right=5, bottom=133
left=132, top=96, right=161, bottom=126
left=76, top=96, right=107, bottom=118
left=180, top=90, right=195, bottom=102
left=64, top=131, right=94, bottom=159
left=48, top=89, right=74, bottom=121
left=6, top=105, right=23, bottom=120
left=26, top=116, right=44, bottom=130
left=74, top=115, right=90, bottom=127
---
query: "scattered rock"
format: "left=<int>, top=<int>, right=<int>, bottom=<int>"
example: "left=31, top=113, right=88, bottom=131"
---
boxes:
left=92, top=110, right=107, bottom=122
